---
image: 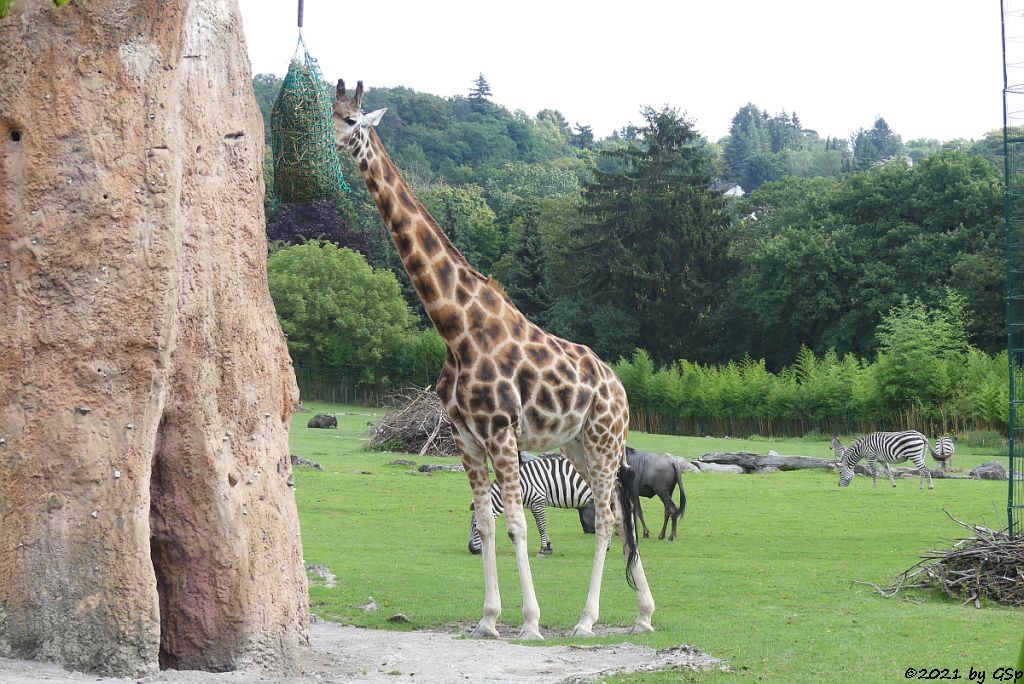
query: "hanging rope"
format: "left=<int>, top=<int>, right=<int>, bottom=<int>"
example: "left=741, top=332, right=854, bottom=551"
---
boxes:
left=270, top=0, right=350, bottom=203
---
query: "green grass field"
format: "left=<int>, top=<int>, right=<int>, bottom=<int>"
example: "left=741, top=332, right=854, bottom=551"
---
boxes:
left=291, top=402, right=1018, bottom=683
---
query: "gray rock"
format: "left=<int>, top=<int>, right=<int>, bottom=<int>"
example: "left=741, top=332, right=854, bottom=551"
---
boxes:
left=418, top=463, right=465, bottom=474
left=290, top=454, right=323, bottom=470
left=670, top=456, right=701, bottom=474
left=307, top=414, right=338, bottom=429
left=971, top=461, right=1008, bottom=481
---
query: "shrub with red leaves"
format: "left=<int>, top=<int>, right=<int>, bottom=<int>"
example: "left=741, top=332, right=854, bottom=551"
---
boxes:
left=267, top=200, right=370, bottom=259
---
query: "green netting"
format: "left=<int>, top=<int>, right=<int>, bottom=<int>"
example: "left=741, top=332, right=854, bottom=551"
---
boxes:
left=271, top=41, right=350, bottom=203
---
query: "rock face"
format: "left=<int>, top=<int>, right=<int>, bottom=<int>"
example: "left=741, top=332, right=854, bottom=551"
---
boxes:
left=0, top=0, right=308, bottom=677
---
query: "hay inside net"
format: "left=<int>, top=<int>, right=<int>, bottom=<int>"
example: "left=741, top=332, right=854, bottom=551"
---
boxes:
left=856, top=510, right=1024, bottom=608
left=367, top=387, right=458, bottom=457
left=270, top=41, right=350, bottom=203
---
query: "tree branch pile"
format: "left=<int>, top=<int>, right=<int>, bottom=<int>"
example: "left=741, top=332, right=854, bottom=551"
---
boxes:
left=366, top=387, right=458, bottom=457
left=860, top=510, right=1024, bottom=608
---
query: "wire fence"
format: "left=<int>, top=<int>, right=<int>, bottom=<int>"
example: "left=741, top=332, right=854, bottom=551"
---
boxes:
left=1004, top=0, right=1024, bottom=537
left=293, top=365, right=433, bottom=406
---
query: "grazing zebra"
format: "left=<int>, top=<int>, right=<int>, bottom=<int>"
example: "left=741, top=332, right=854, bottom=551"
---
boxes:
left=831, top=431, right=934, bottom=489
left=468, top=454, right=593, bottom=556
left=932, top=436, right=955, bottom=470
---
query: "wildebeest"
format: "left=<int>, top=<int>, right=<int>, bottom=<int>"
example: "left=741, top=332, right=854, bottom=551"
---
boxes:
left=307, top=414, right=338, bottom=429
left=623, top=447, right=687, bottom=541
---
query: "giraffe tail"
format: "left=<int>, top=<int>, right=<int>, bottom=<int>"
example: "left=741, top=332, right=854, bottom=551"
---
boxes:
left=617, top=464, right=640, bottom=590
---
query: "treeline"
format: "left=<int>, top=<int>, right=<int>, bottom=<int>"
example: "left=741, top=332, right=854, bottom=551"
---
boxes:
left=616, top=296, right=1008, bottom=438
left=254, top=73, right=1008, bottom=433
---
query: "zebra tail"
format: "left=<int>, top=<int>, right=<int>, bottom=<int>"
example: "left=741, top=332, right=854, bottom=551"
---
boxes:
left=617, top=464, right=639, bottom=591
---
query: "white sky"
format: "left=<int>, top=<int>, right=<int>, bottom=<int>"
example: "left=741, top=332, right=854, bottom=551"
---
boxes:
left=238, top=1, right=1003, bottom=143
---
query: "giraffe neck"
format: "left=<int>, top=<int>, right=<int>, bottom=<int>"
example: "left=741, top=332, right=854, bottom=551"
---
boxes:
left=352, top=129, right=480, bottom=337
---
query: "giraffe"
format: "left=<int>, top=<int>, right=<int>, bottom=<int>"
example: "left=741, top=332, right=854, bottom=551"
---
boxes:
left=331, top=80, right=655, bottom=639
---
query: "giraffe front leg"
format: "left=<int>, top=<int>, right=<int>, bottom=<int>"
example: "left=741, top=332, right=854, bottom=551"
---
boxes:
left=458, top=438, right=501, bottom=639
left=491, top=436, right=543, bottom=641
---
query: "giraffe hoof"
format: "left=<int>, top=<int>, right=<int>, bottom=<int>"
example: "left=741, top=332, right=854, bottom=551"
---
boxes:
left=570, top=625, right=595, bottom=638
left=470, top=622, right=500, bottom=639
left=630, top=620, right=655, bottom=634
left=517, top=627, right=544, bottom=640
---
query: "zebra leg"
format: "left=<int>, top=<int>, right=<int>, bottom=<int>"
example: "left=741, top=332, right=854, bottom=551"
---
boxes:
left=882, top=463, right=897, bottom=487
left=489, top=431, right=543, bottom=640
left=531, top=503, right=552, bottom=556
left=869, top=457, right=879, bottom=487
left=910, top=452, right=933, bottom=490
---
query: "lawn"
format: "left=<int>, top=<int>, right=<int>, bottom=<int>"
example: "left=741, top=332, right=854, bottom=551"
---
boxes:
left=291, top=402, right=1018, bottom=683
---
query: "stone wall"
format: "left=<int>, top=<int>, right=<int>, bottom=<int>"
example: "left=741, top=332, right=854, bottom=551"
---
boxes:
left=0, top=0, right=308, bottom=675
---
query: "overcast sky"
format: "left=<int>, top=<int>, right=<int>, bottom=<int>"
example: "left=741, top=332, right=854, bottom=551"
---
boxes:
left=238, top=1, right=1003, bottom=143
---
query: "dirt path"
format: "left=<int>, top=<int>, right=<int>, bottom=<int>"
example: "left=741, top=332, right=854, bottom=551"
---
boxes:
left=0, top=621, right=722, bottom=683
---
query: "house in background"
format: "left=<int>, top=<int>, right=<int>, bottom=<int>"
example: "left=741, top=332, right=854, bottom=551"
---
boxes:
left=708, top=179, right=745, bottom=197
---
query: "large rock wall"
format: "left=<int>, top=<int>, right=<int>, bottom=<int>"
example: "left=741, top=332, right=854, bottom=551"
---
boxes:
left=0, top=0, right=308, bottom=676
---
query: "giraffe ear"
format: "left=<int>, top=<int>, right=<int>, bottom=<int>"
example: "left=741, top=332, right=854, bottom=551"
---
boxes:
left=365, top=108, right=387, bottom=127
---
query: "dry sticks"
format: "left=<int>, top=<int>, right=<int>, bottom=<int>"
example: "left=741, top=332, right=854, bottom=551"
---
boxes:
left=367, top=387, right=458, bottom=457
left=858, top=510, right=1024, bottom=608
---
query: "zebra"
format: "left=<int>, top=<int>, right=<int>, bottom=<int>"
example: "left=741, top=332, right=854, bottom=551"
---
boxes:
left=830, top=431, right=934, bottom=489
left=468, top=454, right=593, bottom=556
left=931, top=436, right=955, bottom=470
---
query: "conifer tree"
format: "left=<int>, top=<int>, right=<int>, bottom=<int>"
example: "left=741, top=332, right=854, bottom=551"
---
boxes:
left=503, top=209, right=553, bottom=325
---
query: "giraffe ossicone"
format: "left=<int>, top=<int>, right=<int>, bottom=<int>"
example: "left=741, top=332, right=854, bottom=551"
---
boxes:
left=331, top=78, right=656, bottom=639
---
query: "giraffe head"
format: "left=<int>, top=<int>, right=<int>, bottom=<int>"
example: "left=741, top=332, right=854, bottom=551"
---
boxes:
left=332, top=79, right=386, bottom=158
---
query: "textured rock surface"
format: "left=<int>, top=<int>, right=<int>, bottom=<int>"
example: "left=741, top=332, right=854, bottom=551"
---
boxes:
left=0, top=0, right=308, bottom=676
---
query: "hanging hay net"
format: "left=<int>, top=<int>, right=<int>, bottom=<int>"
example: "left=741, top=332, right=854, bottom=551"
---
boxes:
left=271, top=40, right=350, bottom=203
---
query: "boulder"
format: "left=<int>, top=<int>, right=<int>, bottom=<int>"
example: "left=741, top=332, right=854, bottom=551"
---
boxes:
left=418, top=463, right=466, bottom=474
left=671, top=456, right=701, bottom=475
left=307, top=414, right=338, bottom=429
left=0, top=0, right=307, bottom=675
left=291, top=454, right=324, bottom=470
left=971, top=461, right=1008, bottom=481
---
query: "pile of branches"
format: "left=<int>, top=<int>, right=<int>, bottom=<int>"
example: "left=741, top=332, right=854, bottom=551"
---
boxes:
left=859, top=510, right=1024, bottom=608
left=367, top=387, right=458, bottom=457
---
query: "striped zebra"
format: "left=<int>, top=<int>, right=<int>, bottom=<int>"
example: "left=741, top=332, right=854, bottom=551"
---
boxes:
left=932, top=436, right=955, bottom=470
left=831, top=431, right=934, bottom=489
left=468, top=454, right=593, bottom=556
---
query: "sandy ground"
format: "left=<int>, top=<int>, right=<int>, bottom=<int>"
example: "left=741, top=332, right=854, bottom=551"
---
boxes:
left=0, top=620, right=723, bottom=683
